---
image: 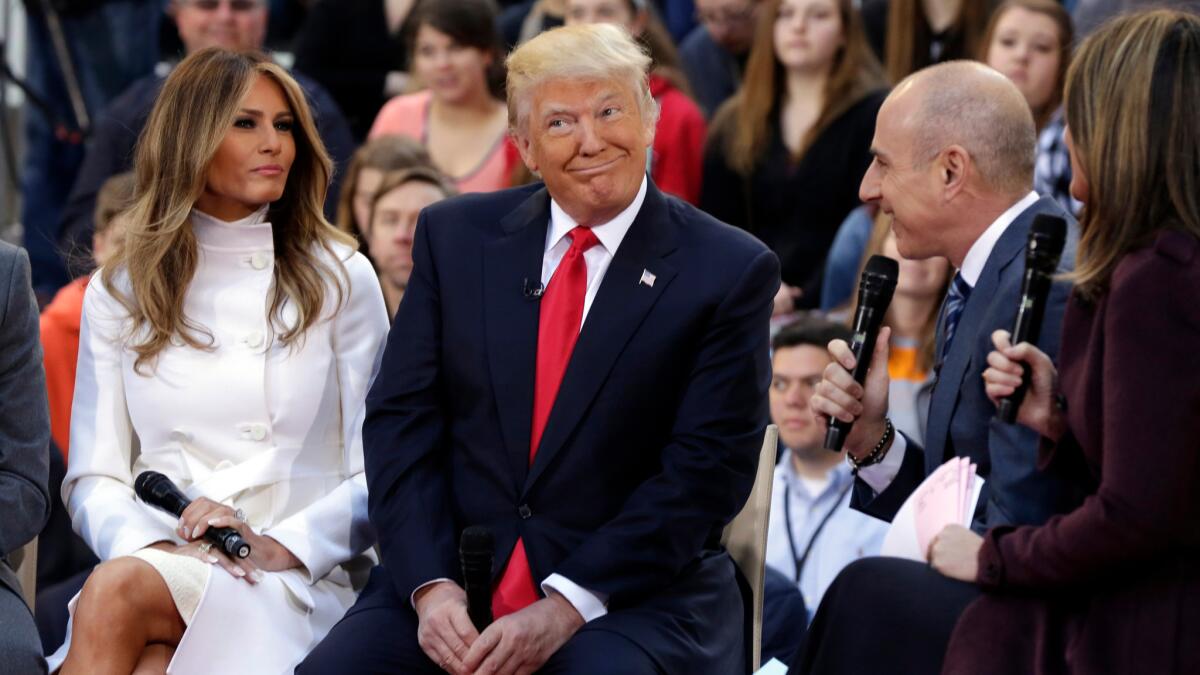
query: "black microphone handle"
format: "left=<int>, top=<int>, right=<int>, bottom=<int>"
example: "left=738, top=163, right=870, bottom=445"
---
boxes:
left=997, top=268, right=1052, bottom=423
left=205, top=526, right=252, bottom=559
left=824, top=305, right=882, bottom=451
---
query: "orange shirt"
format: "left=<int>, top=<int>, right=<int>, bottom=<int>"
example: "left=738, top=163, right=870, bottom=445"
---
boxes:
left=40, top=277, right=88, bottom=461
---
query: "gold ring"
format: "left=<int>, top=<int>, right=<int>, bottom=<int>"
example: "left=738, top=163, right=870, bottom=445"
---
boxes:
left=197, top=541, right=213, bottom=554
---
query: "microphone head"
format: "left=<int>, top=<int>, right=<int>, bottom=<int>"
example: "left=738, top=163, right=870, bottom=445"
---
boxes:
left=1026, top=214, right=1068, bottom=273
left=133, top=470, right=169, bottom=503
left=858, top=255, right=900, bottom=307
left=460, top=526, right=494, bottom=556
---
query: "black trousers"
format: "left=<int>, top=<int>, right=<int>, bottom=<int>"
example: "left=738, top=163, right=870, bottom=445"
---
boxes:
left=789, top=557, right=981, bottom=675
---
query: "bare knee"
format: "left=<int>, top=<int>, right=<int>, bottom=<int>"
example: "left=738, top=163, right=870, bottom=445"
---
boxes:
left=75, top=559, right=182, bottom=639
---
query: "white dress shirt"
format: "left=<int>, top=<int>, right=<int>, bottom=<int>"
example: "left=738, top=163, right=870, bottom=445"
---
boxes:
left=413, top=177, right=649, bottom=622
left=858, top=191, right=1039, bottom=494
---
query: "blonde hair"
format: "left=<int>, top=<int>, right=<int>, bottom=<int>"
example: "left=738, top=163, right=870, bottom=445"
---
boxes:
left=505, top=23, right=658, bottom=137
left=104, top=48, right=356, bottom=373
left=710, top=0, right=885, bottom=175
left=1065, top=10, right=1200, bottom=301
left=335, top=136, right=436, bottom=234
left=94, top=172, right=136, bottom=236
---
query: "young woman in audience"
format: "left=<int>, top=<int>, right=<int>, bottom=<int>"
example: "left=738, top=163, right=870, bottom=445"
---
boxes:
left=701, top=0, right=887, bottom=314
left=982, top=0, right=1079, bottom=213
left=563, top=0, right=708, bottom=204
left=365, top=167, right=455, bottom=318
left=369, top=0, right=519, bottom=193
left=49, top=48, right=388, bottom=674
left=935, top=11, right=1200, bottom=673
left=335, top=135, right=436, bottom=252
left=861, top=0, right=990, bottom=83
left=848, top=214, right=951, bottom=446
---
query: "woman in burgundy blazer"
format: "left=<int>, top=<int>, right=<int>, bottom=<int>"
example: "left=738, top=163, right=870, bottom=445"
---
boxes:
left=927, top=10, right=1200, bottom=674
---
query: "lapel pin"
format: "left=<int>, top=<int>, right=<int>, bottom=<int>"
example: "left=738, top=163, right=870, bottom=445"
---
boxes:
left=639, top=269, right=657, bottom=288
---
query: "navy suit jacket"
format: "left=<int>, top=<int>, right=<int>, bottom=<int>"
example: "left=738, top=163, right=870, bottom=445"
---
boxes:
left=363, top=182, right=779, bottom=625
left=852, top=196, right=1083, bottom=530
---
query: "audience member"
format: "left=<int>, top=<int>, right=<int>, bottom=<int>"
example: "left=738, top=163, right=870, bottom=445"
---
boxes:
left=794, top=60, right=1080, bottom=673
left=0, top=241, right=52, bottom=675
left=1072, top=0, right=1200, bottom=37
left=500, top=0, right=568, bottom=46
left=369, top=0, right=520, bottom=194
left=293, top=0, right=417, bottom=142
left=564, top=0, right=708, bottom=204
left=946, top=9, right=1200, bottom=672
left=982, top=0, right=1080, bottom=214
left=19, top=0, right=163, bottom=298
left=336, top=136, right=438, bottom=253
left=47, top=48, right=388, bottom=673
left=702, top=0, right=887, bottom=314
left=299, top=24, right=779, bottom=674
left=678, top=0, right=763, bottom=116
left=764, top=317, right=888, bottom=621
left=40, top=173, right=133, bottom=463
left=861, top=0, right=989, bottom=83
left=365, top=167, right=456, bottom=317
left=56, top=0, right=356, bottom=279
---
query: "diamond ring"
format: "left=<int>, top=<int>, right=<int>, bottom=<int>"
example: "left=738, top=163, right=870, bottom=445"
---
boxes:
left=198, top=541, right=213, bottom=554
left=234, top=508, right=247, bottom=523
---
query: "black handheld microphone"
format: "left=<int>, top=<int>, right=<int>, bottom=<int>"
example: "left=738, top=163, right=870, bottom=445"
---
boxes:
left=523, top=278, right=544, bottom=298
left=824, top=255, right=900, bottom=451
left=997, top=214, right=1068, bottom=423
left=460, top=527, right=494, bottom=632
left=134, top=471, right=252, bottom=559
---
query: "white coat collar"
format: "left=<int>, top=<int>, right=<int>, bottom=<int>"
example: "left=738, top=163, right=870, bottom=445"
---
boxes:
left=191, top=205, right=274, bottom=251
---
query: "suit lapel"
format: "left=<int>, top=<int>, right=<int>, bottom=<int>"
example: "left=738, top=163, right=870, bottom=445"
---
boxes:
left=923, top=201, right=1043, bottom=472
left=484, top=188, right=552, bottom=490
left=523, top=185, right=679, bottom=494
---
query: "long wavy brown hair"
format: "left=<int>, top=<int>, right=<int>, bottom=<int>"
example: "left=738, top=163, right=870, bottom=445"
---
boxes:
left=884, top=0, right=988, bottom=84
left=103, top=48, right=355, bottom=373
left=1065, top=10, right=1200, bottom=301
left=979, top=0, right=1074, bottom=131
left=710, top=0, right=885, bottom=175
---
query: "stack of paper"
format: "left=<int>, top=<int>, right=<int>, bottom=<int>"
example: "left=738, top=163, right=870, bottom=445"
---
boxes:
left=880, top=457, right=985, bottom=562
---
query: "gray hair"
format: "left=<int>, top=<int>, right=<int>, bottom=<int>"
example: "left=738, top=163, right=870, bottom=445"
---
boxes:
left=905, top=61, right=1036, bottom=195
left=505, top=23, right=659, bottom=137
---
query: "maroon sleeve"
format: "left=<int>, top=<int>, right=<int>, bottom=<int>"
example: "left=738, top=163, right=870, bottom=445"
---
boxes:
left=977, top=238, right=1200, bottom=590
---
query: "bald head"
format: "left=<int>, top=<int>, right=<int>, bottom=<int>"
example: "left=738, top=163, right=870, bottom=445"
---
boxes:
left=889, top=61, right=1036, bottom=196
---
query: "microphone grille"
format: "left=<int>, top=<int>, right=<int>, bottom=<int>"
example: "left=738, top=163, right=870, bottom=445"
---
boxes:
left=864, top=254, right=899, bottom=283
left=460, top=526, right=494, bottom=553
left=133, top=470, right=166, bottom=502
left=1028, top=215, right=1068, bottom=270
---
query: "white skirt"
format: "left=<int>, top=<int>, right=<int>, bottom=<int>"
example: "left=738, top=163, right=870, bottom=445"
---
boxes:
left=47, top=553, right=357, bottom=674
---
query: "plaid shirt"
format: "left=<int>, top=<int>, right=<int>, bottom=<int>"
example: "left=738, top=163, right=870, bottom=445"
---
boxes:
left=1034, top=108, right=1084, bottom=216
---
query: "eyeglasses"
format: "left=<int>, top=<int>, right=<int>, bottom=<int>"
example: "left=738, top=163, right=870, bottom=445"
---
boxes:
left=185, top=0, right=265, bottom=12
left=695, top=5, right=757, bottom=27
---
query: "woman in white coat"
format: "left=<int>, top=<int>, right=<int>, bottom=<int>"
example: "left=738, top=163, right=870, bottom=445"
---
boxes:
left=51, top=47, right=389, bottom=675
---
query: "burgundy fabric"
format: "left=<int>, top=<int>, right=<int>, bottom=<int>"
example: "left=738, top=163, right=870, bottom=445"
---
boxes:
left=944, top=229, right=1200, bottom=674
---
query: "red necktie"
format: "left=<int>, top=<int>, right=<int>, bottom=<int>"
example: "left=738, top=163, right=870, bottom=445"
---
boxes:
left=492, top=226, right=600, bottom=618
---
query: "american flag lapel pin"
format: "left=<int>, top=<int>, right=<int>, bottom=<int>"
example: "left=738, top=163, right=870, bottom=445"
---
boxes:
left=639, top=269, right=656, bottom=288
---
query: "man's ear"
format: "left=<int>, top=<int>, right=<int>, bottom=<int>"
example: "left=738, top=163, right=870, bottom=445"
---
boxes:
left=513, top=130, right=539, bottom=175
left=939, top=145, right=970, bottom=201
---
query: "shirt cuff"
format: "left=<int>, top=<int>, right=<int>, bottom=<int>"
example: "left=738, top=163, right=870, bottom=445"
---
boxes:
left=542, top=574, right=608, bottom=623
left=855, top=431, right=907, bottom=494
left=410, top=577, right=455, bottom=609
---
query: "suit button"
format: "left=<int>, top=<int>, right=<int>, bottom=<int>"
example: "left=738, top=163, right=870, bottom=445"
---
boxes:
left=250, top=252, right=271, bottom=270
left=518, top=504, right=532, bottom=519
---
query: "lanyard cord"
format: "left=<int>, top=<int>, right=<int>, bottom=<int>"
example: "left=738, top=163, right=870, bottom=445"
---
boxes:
left=782, top=479, right=854, bottom=585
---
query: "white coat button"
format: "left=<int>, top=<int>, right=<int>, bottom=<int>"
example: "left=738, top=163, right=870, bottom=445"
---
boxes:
left=249, top=424, right=268, bottom=441
left=250, top=252, right=270, bottom=270
left=244, top=331, right=264, bottom=349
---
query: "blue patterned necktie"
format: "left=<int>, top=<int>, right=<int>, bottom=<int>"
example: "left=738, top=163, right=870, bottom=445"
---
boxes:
left=940, top=272, right=973, bottom=363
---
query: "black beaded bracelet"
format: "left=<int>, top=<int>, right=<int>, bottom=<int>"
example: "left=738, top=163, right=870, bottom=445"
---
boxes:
left=846, top=417, right=895, bottom=474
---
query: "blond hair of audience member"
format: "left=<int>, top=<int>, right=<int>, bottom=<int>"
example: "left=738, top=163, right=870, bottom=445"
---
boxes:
left=366, top=166, right=456, bottom=317
left=712, top=0, right=885, bottom=174
left=883, top=0, right=989, bottom=83
left=506, top=22, right=659, bottom=137
left=980, top=0, right=1074, bottom=131
left=106, top=48, right=354, bottom=373
left=1065, top=11, right=1200, bottom=300
left=92, top=172, right=135, bottom=268
left=335, top=135, right=436, bottom=238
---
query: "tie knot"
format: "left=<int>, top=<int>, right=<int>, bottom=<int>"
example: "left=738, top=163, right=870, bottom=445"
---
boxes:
left=567, top=227, right=601, bottom=255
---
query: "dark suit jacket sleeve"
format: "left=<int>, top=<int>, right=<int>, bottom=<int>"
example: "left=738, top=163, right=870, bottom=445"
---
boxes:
left=850, top=432, right=928, bottom=523
left=553, top=246, right=780, bottom=601
left=362, top=211, right=458, bottom=597
left=978, top=245, right=1200, bottom=590
left=0, top=246, right=51, bottom=557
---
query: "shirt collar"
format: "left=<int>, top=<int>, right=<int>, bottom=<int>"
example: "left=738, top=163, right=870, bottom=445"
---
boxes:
left=545, top=175, right=648, bottom=256
left=958, top=191, right=1039, bottom=287
left=778, top=447, right=853, bottom=498
left=190, top=204, right=273, bottom=251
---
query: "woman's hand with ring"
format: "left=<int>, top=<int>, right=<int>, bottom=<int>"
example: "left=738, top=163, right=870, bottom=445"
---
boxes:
left=178, top=497, right=303, bottom=577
